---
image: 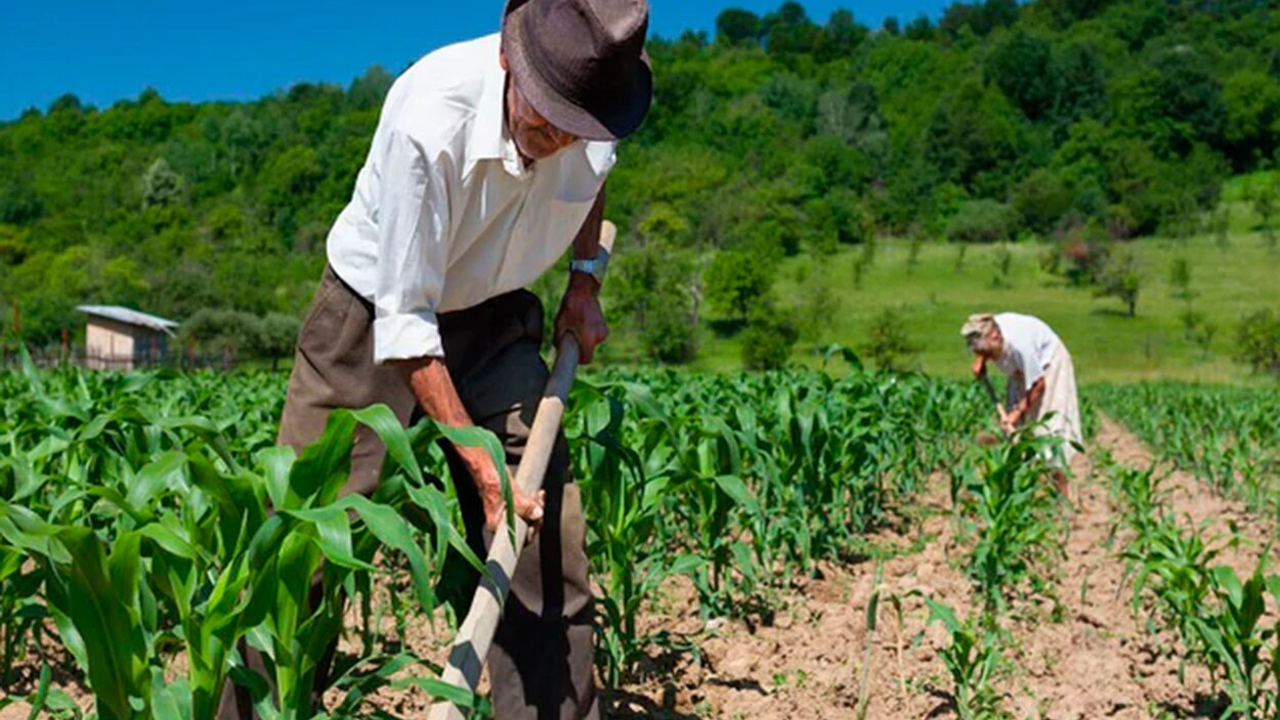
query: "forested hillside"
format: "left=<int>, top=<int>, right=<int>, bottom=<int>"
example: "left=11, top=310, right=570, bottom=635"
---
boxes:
left=1, top=0, right=1278, bottom=364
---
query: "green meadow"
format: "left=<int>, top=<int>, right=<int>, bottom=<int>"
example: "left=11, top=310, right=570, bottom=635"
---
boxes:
left=685, top=180, right=1280, bottom=382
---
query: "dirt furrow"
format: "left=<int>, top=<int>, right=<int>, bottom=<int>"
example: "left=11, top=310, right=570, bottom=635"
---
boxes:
left=2, top=418, right=1272, bottom=720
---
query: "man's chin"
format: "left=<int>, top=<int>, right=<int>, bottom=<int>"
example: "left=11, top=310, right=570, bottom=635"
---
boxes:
left=515, top=137, right=561, bottom=163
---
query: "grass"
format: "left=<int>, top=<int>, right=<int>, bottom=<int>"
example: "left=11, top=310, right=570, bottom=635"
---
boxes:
left=681, top=209, right=1279, bottom=383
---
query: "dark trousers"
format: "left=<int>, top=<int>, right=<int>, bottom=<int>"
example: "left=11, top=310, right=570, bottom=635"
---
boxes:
left=217, top=265, right=599, bottom=720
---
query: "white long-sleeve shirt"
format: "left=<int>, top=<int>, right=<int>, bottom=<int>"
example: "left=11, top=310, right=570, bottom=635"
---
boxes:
left=994, top=313, right=1064, bottom=390
left=327, top=33, right=617, bottom=363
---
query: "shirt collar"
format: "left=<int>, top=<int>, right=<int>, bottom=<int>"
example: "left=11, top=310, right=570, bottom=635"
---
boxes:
left=467, top=56, right=528, bottom=179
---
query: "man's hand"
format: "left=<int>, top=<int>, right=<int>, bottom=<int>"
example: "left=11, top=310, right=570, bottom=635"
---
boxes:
left=555, top=272, right=608, bottom=363
left=394, top=357, right=546, bottom=535
left=463, top=447, right=546, bottom=533
left=1001, top=408, right=1020, bottom=435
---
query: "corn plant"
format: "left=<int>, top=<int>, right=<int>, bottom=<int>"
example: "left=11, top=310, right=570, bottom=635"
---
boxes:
left=953, top=430, right=1066, bottom=610
left=925, top=598, right=1010, bottom=720
left=1195, top=564, right=1280, bottom=718
left=568, top=380, right=702, bottom=688
left=1126, top=516, right=1223, bottom=647
left=0, top=353, right=995, bottom=713
left=1091, top=383, right=1280, bottom=512
left=1107, top=462, right=1170, bottom=552
left=1110, top=450, right=1280, bottom=717
left=0, top=353, right=497, bottom=720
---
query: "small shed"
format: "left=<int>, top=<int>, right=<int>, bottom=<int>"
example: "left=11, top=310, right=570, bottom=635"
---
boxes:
left=76, top=305, right=179, bottom=371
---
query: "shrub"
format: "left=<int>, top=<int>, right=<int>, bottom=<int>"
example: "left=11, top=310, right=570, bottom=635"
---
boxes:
left=1042, top=224, right=1110, bottom=286
left=741, top=310, right=799, bottom=370
left=1013, top=169, right=1073, bottom=236
left=613, top=244, right=700, bottom=364
left=946, top=200, right=1018, bottom=243
left=1236, top=309, right=1280, bottom=375
left=860, top=308, right=920, bottom=371
left=704, top=250, right=775, bottom=322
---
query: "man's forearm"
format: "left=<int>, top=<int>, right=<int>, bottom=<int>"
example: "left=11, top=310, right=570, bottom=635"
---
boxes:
left=1018, top=378, right=1047, bottom=415
left=391, top=357, right=491, bottom=478
left=572, top=190, right=606, bottom=264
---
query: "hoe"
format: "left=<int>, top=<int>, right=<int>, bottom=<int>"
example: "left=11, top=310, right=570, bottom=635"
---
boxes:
left=426, top=221, right=617, bottom=720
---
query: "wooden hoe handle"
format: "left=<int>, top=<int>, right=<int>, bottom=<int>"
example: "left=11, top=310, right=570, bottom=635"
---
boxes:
left=426, top=221, right=617, bottom=720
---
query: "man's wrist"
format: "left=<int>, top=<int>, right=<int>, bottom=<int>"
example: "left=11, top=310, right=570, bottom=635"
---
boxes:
left=569, top=245, right=609, bottom=285
left=567, top=267, right=601, bottom=293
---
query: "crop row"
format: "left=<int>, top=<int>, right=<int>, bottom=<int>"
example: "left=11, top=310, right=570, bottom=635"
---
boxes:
left=0, top=355, right=989, bottom=718
left=1091, top=382, right=1280, bottom=512
left=1105, top=450, right=1280, bottom=719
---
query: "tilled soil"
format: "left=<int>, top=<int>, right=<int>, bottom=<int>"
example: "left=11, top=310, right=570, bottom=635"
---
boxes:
left=611, top=417, right=1273, bottom=720
left=1, top=418, right=1272, bottom=719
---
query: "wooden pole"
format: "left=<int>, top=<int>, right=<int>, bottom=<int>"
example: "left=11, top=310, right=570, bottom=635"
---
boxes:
left=427, top=221, right=616, bottom=720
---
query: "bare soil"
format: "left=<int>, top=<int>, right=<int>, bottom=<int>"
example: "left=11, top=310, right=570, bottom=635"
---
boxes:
left=1, top=418, right=1272, bottom=720
left=609, top=417, right=1272, bottom=720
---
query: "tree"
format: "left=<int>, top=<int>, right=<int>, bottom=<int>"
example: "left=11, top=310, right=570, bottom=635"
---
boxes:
left=1012, top=169, right=1073, bottom=236
left=741, top=309, right=798, bottom=370
left=925, top=80, right=1025, bottom=195
left=258, top=312, right=300, bottom=370
left=946, top=200, right=1019, bottom=243
left=1222, top=69, right=1280, bottom=168
left=1052, top=41, right=1108, bottom=130
left=859, top=308, right=920, bottom=371
left=762, top=2, right=820, bottom=57
left=0, top=175, right=42, bottom=224
left=815, top=9, right=867, bottom=62
left=142, top=158, right=184, bottom=209
left=1094, top=249, right=1141, bottom=317
left=703, top=251, right=775, bottom=323
left=903, top=15, right=936, bottom=41
left=1236, top=309, right=1280, bottom=376
left=180, top=309, right=262, bottom=357
left=1119, top=46, right=1226, bottom=156
left=348, top=65, right=394, bottom=111
left=715, top=8, right=761, bottom=46
left=612, top=242, right=699, bottom=364
left=985, top=31, right=1057, bottom=121
left=1247, top=178, right=1278, bottom=249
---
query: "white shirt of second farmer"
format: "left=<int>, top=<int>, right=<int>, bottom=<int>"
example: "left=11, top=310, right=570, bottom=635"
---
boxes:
left=326, top=33, right=617, bottom=364
left=994, top=313, right=1063, bottom=390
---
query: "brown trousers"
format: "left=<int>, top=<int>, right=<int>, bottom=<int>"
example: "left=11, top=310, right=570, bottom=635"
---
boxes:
left=217, top=265, right=598, bottom=720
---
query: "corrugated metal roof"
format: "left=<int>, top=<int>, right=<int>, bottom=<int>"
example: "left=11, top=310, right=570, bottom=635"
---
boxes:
left=76, top=305, right=180, bottom=335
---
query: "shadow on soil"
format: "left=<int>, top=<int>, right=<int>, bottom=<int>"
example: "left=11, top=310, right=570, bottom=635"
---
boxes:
left=1154, top=691, right=1231, bottom=719
left=607, top=688, right=704, bottom=720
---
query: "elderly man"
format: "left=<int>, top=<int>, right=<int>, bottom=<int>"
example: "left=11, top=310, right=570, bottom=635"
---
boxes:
left=962, top=313, right=1083, bottom=477
left=218, top=1, right=651, bottom=718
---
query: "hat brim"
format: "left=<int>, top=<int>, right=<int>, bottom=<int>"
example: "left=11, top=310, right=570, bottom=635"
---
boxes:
left=502, top=1, right=652, bottom=142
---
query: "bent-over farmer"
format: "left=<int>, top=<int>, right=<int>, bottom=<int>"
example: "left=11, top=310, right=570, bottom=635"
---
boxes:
left=962, top=313, right=1083, bottom=483
left=217, top=1, right=652, bottom=718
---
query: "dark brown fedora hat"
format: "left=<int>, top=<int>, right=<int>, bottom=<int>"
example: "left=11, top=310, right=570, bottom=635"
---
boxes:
left=502, top=0, right=652, bottom=141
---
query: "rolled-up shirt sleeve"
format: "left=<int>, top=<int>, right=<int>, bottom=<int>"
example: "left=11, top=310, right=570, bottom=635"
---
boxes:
left=372, top=129, right=451, bottom=364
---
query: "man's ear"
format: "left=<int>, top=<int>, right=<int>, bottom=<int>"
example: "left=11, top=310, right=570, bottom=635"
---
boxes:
left=499, top=49, right=508, bottom=71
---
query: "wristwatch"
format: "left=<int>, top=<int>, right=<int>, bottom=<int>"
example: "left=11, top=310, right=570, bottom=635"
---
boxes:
left=569, top=246, right=610, bottom=285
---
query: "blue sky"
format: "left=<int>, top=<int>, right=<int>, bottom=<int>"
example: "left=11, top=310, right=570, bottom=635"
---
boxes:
left=1, top=0, right=950, bottom=121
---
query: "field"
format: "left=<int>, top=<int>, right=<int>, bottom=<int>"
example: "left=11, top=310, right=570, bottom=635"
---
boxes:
left=678, top=176, right=1280, bottom=382
left=3, top=355, right=1280, bottom=719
